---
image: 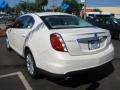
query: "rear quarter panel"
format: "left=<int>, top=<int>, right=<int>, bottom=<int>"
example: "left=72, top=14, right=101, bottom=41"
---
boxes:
left=25, top=26, right=52, bottom=65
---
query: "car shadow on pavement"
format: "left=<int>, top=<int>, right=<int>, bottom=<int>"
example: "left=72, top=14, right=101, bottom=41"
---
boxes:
left=47, top=61, right=114, bottom=89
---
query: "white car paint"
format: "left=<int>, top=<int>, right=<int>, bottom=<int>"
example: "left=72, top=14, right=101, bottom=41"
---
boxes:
left=6, top=12, right=114, bottom=76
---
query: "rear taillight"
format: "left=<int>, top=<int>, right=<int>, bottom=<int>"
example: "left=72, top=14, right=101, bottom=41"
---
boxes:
left=50, top=33, right=67, bottom=52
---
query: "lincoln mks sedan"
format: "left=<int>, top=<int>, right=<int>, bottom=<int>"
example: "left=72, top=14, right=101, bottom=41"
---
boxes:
left=6, top=12, right=114, bottom=78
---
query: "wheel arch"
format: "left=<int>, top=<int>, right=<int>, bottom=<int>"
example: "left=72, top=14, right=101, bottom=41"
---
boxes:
left=24, top=46, right=31, bottom=58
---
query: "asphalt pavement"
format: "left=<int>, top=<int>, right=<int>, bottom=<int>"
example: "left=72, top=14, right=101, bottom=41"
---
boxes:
left=0, top=36, right=120, bottom=90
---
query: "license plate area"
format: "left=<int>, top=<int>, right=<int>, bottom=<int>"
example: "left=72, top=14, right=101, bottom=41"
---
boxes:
left=88, top=40, right=100, bottom=50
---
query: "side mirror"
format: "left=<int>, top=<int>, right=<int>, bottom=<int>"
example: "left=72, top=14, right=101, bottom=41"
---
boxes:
left=6, top=24, right=14, bottom=29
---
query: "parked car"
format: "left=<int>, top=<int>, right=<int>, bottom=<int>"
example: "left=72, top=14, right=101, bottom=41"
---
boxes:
left=6, top=14, right=19, bottom=26
left=0, top=14, right=7, bottom=24
left=6, top=12, right=114, bottom=79
left=87, top=17, right=120, bottom=40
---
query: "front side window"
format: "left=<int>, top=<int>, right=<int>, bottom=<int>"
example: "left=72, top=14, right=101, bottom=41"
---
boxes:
left=41, top=15, right=93, bottom=29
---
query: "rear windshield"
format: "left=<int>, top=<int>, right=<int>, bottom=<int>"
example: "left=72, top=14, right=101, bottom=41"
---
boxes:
left=40, top=15, right=93, bottom=29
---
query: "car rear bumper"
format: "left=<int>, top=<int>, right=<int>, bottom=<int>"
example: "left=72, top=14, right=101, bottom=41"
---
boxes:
left=36, top=43, right=114, bottom=75
left=37, top=61, right=113, bottom=79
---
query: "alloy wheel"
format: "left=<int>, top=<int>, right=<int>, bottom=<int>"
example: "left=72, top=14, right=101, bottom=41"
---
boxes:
left=119, top=33, right=120, bottom=40
left=26, top=53, right=35, bottom=75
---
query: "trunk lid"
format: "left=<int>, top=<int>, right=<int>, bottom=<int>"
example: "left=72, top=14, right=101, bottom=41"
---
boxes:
left=51, top=27, right=110, bottom=56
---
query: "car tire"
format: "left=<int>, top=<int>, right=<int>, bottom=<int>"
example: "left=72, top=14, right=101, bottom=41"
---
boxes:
left=25, top=50, right=40, bottom=78
left=118, top=33, right=120, bottom=40
left=6, top=37, right=12, bottom=51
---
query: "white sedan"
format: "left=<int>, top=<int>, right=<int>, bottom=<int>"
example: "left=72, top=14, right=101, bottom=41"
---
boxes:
left=6, top=12, right=114, bottom=78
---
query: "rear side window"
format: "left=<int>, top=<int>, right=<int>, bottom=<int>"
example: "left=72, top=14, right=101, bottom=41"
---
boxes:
left=14, top=15, right=35, bottom=29
left=23, top=16, right=35, bottom=29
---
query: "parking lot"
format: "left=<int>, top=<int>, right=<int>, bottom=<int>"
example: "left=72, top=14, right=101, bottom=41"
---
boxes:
left=0, top=36, right=120, bottom=90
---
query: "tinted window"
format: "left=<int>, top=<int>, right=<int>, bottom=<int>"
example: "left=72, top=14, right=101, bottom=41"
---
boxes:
left=112, top=18, right=120, bottom=25
left=14, top=15, right=34, bottom=29
left=41, top=15, right=93, bottom=29
left=23, top=16, right=35, bottom=28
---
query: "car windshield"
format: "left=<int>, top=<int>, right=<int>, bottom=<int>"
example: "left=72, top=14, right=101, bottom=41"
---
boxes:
left=41, top=15, right=93, bottom=29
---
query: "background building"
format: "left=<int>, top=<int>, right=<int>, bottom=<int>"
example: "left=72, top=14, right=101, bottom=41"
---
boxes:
left=86, top=7, right=120, bottom=18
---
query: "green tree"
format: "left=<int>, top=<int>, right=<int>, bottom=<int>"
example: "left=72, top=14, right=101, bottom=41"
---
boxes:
left=54, top=6, right=61, bottom=12
left=36, top=0, right=48, bottom=11
left=5, top=1, right=37, bottom=14
left=27, top=3, right=36, bottom=11
left=93, top=8, right=101, bottom=12
left=5, top=7, right=15, bottom=14
left=19, top=1, right=27, bottom=11
left=62, top=0, right=83, bottom=15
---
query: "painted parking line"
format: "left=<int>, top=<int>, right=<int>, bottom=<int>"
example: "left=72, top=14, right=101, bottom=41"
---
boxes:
left=0, top=71, right=32, bottom=90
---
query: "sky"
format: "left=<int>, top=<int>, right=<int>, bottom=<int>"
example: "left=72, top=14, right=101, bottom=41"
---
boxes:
left=86, top=0, right=120, bottom=7
left=2, top=0, right=120, bottom=8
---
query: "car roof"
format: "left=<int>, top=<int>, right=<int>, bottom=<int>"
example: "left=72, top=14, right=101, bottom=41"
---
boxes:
left=34, top=12, right=72, bottom=17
